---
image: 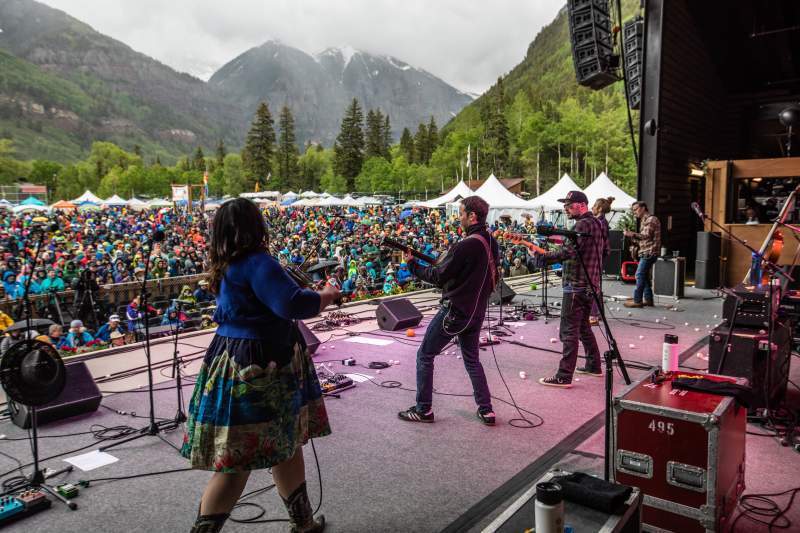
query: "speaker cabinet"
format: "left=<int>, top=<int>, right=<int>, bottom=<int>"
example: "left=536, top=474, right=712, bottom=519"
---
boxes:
left=9, top=361, right=101, bottom=429
left=297, top=321, right=320, bottom=355
left=376, top=298, right=423, bottom=331
left=490, top=279, right=516, bottom=305
left=622, top=16, right=643, bottom=109
left=695, top=259, right=720, bottom=289
left=696, top=231, right=722, bottom=261
left=708, top=322, right=790, bottom=410
left=604, top=250, right=623, bottom=276
left=653, top=257, right=685, bottom=299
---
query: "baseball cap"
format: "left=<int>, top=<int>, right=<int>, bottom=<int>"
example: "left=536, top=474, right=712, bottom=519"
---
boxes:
left=109, top=314, right=120, bottom=322
left=557, top=191, right=588, bottom=205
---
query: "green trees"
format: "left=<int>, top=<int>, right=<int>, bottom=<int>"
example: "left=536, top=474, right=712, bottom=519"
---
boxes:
left=242, top=102, right=275, bottom=190
left=399, top=127, right=415, bottom=163
left=276, top=106, right=299, bottom=190
left=333, top=98, right=365, bottom=191
left=365, top=108, right=392, bottom=160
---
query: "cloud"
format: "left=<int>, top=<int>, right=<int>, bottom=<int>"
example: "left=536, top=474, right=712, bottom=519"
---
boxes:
left=38, top=0, right=564, bottom=94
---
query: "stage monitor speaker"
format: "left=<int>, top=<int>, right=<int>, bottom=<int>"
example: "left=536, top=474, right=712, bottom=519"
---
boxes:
left=653, top=257, right=685, bottom=298
left=376, top=298, right=423, bottom=331
left=490, top=279, right=516, bottom=305
left=695, top=259, right=720, bottom=289
left=622, top=16, right=643, bottom=109
left=297, top=321, right=320, bottom=355
left=568, top=0, right=618, bottom=90
left=8, top=361, right=101, bottom=429
left=696, top=231, right=722, bottom=261
left=708, top=321, right=790, bottom=410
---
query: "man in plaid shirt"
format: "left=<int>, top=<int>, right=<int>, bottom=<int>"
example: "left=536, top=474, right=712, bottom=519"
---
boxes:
left=526, top=191, right=604, bottom=387
left=624, top=201, right=662, bottom=308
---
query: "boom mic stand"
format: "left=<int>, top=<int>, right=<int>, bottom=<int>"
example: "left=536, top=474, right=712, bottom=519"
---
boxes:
left=567, top=232, right=631, bottom=481
left=101, top=230, right=181, bottom=452
left=167, top=299, right=187, bottom=424
left=7, top=223, right=77, bottom=509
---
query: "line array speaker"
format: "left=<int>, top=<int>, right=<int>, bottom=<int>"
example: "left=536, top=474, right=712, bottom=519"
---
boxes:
left=622, top=16, right=643, bottom=109
left=568, top=0, right=619, bottom=90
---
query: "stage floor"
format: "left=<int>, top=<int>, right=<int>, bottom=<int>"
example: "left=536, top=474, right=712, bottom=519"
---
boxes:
left=0, top=279, right=797, bottom=532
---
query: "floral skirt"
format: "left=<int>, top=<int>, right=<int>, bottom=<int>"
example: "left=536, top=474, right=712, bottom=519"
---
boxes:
left=180, top=334, right=331, bottom=472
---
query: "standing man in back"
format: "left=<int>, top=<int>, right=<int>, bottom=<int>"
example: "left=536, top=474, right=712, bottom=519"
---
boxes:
left=624, top=201, right=661, bottom=308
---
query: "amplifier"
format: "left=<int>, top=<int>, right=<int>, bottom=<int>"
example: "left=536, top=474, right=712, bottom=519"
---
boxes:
left=653, top=257, right=685, bottom=299
left=613, top=370, right=746, bottom=533
left=708, top=321, right=790, bottom=410
left=722, top=283, right=778, bottom=329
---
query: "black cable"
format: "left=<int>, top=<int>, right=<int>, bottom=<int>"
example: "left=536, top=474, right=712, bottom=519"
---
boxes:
left=730, top=486, right=800, bottom=531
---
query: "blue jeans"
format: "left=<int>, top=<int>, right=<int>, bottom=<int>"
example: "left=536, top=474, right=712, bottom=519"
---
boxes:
left=416, top=306, right=492, bottom=413
left=634, top=255, right=658, bottom=303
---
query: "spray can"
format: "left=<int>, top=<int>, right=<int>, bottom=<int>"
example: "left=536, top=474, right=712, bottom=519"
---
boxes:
left=662, top=334, right=679, bottom=372
left=534, top=482, right=564, bottom=533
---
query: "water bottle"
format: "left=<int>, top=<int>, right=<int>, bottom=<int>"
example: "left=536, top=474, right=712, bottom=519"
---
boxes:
left=662, top=334, right=679, bottom=372
left=534, top=482, right=564, bottom=533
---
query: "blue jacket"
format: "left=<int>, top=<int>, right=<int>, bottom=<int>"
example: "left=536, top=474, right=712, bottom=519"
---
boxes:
left=64, top=330, right=94, bottom=348
left=96, top=323, right=126, bottom=343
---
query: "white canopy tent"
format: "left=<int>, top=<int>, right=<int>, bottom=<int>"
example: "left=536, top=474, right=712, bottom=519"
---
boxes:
left=283, top=191, right=299, bottom=198
left=13, top=204, right=49, bottom=214
left=354, top=196, right=382, bottom=206
left=300, top=191, right=320, bottom=198
left=148, top=198, right=172, bottom=208
left=127, top=197, right=149, bottom=211
left=72, top=190, right=104, bottom=204
left=527, top=174, right=582, bottom=211
left=448, top=174, right=534, bottom=223
left=103, top=194, right=128, bottom=207
left=418, top=180, right=473, bottom=208
left=584, top=172, right=637, bottom=211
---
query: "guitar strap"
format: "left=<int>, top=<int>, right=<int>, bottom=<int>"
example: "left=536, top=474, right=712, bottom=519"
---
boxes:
left=466, top=233, right=498, bottom=289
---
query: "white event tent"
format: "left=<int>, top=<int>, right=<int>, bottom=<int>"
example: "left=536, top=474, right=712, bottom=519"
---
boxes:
left=300, top=191, right=319, bottom=198
left=419, top=180, right=474, bottom=208
left=127, top=197, right=149, bottom=211
left=584, top=172, right=637, bottom=211
left=447, top=174, right=534, bottom=223
left=72, top=190, right=104, bottom=204
left=103, top=194, right=128, bottom=207
left=527, top=173, right=582, bottom=212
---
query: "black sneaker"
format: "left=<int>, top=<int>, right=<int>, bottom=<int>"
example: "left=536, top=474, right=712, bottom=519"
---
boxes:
left=477, top=409, right=496, bottom=426
left=398, top=406, right=434, bottom=423
left=575, top=367, right=602, bottom=377
left=539, top=376, right=572, bottom=388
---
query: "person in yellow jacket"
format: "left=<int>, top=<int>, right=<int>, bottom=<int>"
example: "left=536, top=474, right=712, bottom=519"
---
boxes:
left=0, top=310, right=13, bottom=332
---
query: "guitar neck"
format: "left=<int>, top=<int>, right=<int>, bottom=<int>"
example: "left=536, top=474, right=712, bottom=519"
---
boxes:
left=381, top=237, right=437, bottom=264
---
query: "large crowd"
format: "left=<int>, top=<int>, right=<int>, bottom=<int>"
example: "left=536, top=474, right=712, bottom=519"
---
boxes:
left=0, top=202, right=540, bottom=354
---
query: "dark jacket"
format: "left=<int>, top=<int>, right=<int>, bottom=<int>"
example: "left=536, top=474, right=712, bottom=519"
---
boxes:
left=409, top=223, right=499, bottom=317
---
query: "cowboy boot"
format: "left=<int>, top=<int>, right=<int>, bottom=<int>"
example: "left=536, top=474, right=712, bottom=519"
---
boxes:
left=190, top=503, right=229, bottom=533
left=281, top=481, right=326, bottom=533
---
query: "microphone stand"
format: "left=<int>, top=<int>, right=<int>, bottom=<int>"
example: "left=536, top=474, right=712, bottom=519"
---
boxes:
left=101, top=234, right=180, bottom=452
left=168, top=299, right=187, bottom=424
left=9, top=225, right=76, bottom=508
left=565, top=231, right=631, bottom=481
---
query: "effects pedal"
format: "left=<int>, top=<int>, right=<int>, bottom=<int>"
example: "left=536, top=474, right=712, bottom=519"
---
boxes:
left=17, top=490, right=47, bottom=508
left=0, top=496, right=23, bottom=520
left=56, top=484, right=79, bottom=499
left=321, top=373, right=354, bottom=393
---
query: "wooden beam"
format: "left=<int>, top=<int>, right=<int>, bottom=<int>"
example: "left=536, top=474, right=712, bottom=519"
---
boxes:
left=730, top=157, right=800, bottom=178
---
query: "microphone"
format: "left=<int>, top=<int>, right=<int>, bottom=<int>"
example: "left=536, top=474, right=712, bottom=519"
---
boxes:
left=536, top=225, right=589, bottom=239
left=690, top=202, right=705, bottom=220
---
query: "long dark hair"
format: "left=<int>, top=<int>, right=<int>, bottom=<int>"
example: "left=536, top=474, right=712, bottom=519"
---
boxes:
left=207, top=198, right=268, bottom=294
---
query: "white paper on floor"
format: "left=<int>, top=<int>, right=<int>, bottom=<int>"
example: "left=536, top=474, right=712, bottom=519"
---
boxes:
left=64, top=450, right=119, bottom=471
left=343, top=336, right=393, bottom=346
left=503, top=322, right=527, bottom=327
left=344, top=373, right=373, bottom=383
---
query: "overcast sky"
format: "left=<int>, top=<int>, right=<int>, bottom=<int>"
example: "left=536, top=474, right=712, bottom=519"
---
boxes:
left=37, top=0, right=565, bottom=95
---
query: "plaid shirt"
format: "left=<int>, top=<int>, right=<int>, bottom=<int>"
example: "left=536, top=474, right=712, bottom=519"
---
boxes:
left=633, top=214, right=661, bottom=257
left=528, top=212, right=604, bottom=292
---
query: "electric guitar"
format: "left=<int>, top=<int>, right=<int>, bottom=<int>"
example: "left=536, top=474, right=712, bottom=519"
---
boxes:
left=381, top=237, right=438, bottom=264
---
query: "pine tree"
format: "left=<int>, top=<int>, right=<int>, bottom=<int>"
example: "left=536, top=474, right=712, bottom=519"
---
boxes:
left=215, top=139, right=226, bottom=168
left=399, top=127, right=415, bottom=163
left=242, top=102, right=276, bottom=189
left=276, top=106, right=299, bottom=191
left=485, top=77, right=510, bottom=175
left=381, top=114, right=392, bottom=160
left=193, top=146, right=205, bottom=171
left=133, top=144, right=143, bottom=159
left=427, top=116, right=438, bottom=156
left=413, top=123, right=429, bottom=165
left=365, top=109, right=383, bottom=159
left=333, top=98, right=365, bottom=191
